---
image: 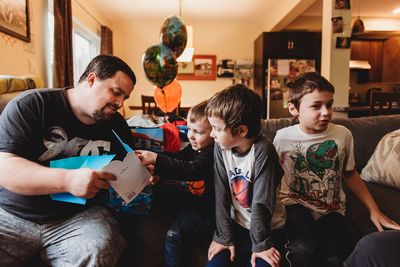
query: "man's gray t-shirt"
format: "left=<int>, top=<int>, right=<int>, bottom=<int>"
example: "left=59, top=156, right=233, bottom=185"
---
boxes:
left=0, top=88, right=132, bottom=223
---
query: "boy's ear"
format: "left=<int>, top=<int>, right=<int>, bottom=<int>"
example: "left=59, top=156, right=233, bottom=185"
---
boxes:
left=237, top=125, right=248, bottom=137
left=288, top=102, right=299, bottom=117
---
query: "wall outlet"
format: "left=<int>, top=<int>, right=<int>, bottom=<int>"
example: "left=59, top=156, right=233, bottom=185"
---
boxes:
left=29, top=59, right=37, bottom=74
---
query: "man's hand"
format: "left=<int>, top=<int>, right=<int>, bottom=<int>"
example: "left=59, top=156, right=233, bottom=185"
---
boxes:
left=251, top=247, right=281, bottom=267
left=148, top=175, right=160, bottom=186
left=136, top=150, right=157, bottom=165
left=208, top=240, right=235, bottom=262
left=66, top=168, right=116, bottom=198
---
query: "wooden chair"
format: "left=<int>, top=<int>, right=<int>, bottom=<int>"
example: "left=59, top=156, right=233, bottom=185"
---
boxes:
left=369, top=91, right=400, bottom=116
left=141, top=94, right=181, bottom=116
left=141, top=95, right=159, bottom=115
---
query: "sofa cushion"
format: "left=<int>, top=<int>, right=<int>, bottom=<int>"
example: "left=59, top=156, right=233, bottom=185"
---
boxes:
left=360, top=129, right=400, bottom=189
left=329, top=115, right=400, bottom=172
left=0, top=91, right=22, bottom=114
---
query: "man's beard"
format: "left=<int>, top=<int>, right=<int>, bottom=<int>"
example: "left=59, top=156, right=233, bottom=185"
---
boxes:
left=93, top=104, right=119, bottom=122
left=93, top=106, right=108, bottom=122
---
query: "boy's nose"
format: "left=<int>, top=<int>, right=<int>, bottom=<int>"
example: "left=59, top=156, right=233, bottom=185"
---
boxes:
left=321, top=106, right=329, bottom=116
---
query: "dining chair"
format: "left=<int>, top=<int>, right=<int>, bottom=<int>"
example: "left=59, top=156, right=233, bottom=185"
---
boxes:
left=141, top=95, right=182, bottom=116
left=141, top=95, right=159, bottom=115
left=369, top=91, right=400, bottom=116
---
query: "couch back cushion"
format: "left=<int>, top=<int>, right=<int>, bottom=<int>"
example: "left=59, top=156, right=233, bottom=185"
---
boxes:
left=262, top=115, right=400, bottom=172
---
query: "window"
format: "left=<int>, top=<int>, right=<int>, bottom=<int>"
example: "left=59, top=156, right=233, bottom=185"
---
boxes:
left=46, top=0, right=100, bottom=87
left=72, top=19, right=100, bottom=85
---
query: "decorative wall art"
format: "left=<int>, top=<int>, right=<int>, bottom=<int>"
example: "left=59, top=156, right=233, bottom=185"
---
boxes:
left=177, top=55, right=216, bottom=80
left=0, top=0, right=30, bottom=42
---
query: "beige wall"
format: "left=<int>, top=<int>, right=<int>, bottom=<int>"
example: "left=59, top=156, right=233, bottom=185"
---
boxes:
left=0, top=0, right=47, bottom=83
left=114, top=19, right=263, bottom=118
left=0, top=0, right=113, bottom=88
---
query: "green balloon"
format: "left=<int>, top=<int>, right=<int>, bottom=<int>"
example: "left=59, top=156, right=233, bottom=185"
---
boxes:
left=160, top=15, right=187, bottom=58
left=143, top=44, right=178, bottom=88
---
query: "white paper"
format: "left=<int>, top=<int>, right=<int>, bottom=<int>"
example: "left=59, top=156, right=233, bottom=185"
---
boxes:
left=103, top=152, right=151, bottom=204
left=277, top=60, right=290, bottom=76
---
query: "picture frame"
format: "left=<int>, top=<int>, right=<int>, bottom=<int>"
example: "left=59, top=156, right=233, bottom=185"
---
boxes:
left=0, top=0, right=30, bottom=42
left=335, top=0, right=350, bottom=9
left=331, top=16, right=344, bottom=34
left=336, top=37, right=351, bottom=49
left=177, top=55, right=217, bottom=80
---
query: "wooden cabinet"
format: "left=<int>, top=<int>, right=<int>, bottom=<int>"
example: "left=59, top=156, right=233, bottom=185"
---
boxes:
left=351, top=35, right=400, bottom=83
left=350, top=40, right=384, bottom=82
left=254, top=31, right=321, bottom=118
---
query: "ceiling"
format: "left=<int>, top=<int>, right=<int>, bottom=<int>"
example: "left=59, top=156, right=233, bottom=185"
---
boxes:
left=87, top=0, right=400, bottom=24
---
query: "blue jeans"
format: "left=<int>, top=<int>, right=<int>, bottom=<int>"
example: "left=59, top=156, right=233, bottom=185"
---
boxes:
left=165, top=207, right=213, bottom=267
left=206, top=223, right=287, bottom=267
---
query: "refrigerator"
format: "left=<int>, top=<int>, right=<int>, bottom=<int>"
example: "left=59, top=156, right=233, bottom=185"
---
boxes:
left=266, top=59, right=316, bottom=119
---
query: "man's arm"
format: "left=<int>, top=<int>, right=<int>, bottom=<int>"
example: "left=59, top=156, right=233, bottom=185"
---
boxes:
left=0, top=152, right=116, bottom=198
left=344, top=169, right=400, bottom=231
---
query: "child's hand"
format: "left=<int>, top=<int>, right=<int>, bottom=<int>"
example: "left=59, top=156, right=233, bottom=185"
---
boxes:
left=251, top=247, right=281, bottom=267
left=370, top=209, right=400, bottom=231
left=136, top=150, right=157, bottom=165
left=208, top=240, right=235, bottom=262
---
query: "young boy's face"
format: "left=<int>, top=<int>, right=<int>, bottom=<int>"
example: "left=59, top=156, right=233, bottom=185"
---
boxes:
left=187, top=118, right=214, bottom=151
left=291, top=90, right=334, bottom=134
left=208, top=116, right=236, bottom=150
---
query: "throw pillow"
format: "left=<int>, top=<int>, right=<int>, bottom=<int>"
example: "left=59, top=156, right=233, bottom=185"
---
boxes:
left=361, top=129, right=400, bottom=189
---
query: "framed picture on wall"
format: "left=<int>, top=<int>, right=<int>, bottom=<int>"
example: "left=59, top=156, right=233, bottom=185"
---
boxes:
left=177, top=55, right=217, bottom=80
left=336, top=37, right=351, bottom=48
left=0, top=0, right=30, bottom=42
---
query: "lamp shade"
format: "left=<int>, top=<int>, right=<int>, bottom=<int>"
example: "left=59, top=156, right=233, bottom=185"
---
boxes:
left=352, top=18, right=365, bottom=35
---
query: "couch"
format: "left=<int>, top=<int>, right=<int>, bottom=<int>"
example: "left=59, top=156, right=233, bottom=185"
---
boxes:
left=125, top=114, right=400, bottom=267
left=0, top=75, right=43, bottom=113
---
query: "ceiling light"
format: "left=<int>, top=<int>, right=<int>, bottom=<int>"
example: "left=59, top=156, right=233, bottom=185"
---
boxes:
left=176, top=0, right=194, bottom=62
left=393, top=7, right=400, bottom=15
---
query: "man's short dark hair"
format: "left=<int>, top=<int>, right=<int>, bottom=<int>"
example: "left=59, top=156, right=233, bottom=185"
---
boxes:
left=206, top=84, right=262, bottom=138
left=287, top=72, right=335, bottom=109
left=78, top=54, right=136, bottom=85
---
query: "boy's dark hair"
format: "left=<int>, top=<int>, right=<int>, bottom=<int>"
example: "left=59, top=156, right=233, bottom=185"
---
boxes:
left=188, top=100, right=208, bottom=123
left=78, top=54, right=136, bottom=85
left=206, top=84, right=262, bottom=138
left=287, top=72, right=334, bottom=109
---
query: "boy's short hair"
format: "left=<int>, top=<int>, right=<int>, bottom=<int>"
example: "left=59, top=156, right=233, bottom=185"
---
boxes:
left=287, top=72, right=335, bottom=109
left=188, top=100, right=208, bottom=123
left=206, top=84, right=262, bottom=138
left=78, top=54, right=136, bottom=85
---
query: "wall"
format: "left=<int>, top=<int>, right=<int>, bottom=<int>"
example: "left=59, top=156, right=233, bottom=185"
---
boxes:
left=114, top=19, right=262, bottom=118
left=0, top=0, right=47, bottom=84
left=0, top=0, right=114, bottom=88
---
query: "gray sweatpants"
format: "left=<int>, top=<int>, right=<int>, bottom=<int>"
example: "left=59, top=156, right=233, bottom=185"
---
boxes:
left=0, top=206, right=126, bottom=267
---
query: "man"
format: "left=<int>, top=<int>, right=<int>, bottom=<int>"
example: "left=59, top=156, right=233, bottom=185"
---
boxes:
left=0, top=55, right=137, bottom=266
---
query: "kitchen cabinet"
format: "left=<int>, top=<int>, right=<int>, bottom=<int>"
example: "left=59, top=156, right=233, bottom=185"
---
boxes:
left=351, top=35, right=400, bottom=83
left=254, top=31, right=321, bottom=118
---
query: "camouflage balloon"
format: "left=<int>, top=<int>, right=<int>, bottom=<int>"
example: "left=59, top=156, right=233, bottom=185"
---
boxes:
left=160, top=15, right=187, bottom=58
left=143, top=44, right=178, bottom=88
